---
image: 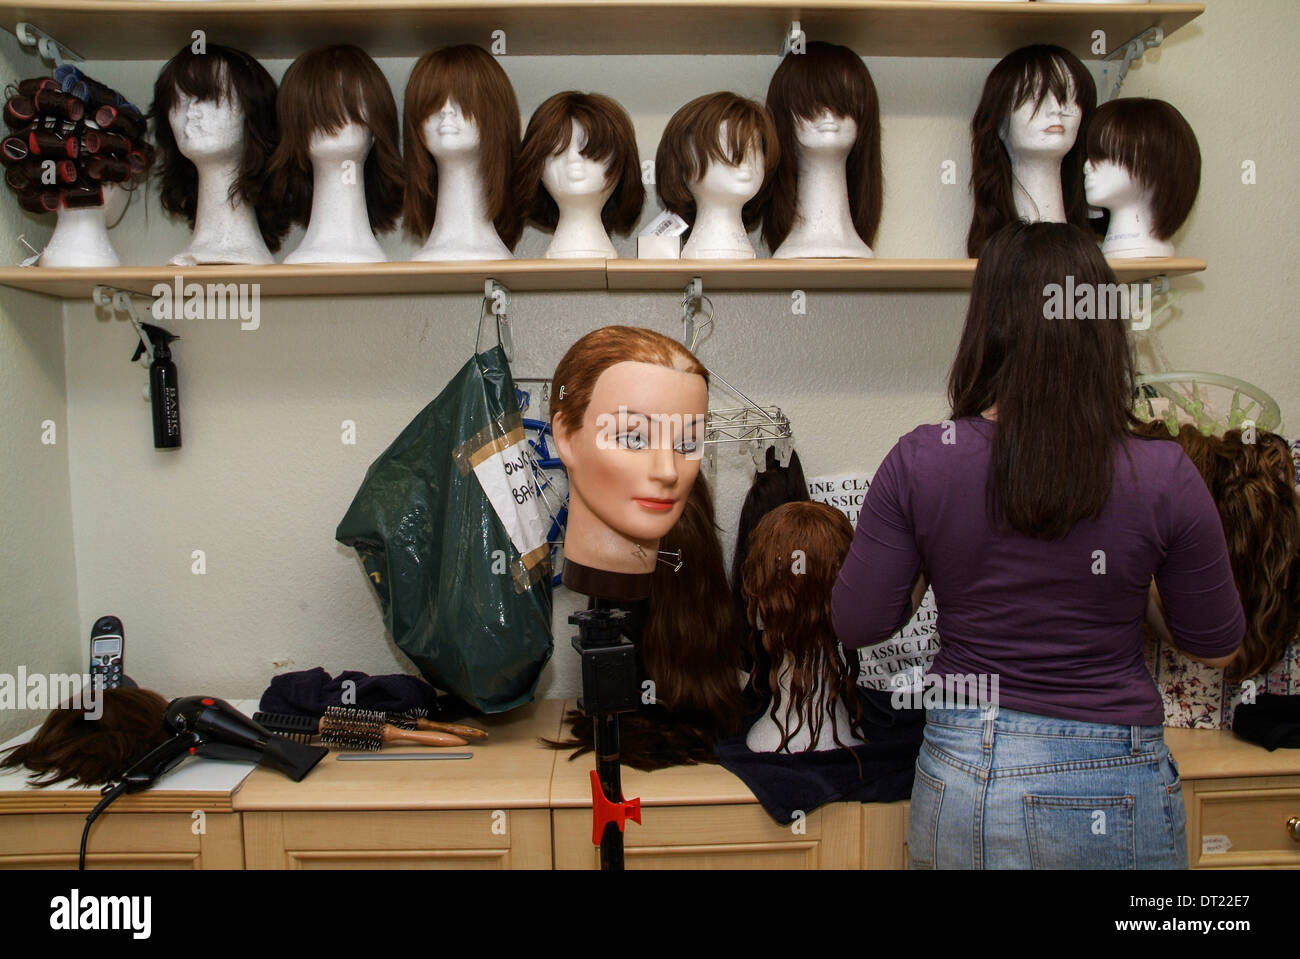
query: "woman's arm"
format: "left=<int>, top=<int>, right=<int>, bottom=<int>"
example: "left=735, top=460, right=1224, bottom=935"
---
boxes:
left=1146, top=579, right=1238, bottom=670
left=831, top=441, right=924, bottom=649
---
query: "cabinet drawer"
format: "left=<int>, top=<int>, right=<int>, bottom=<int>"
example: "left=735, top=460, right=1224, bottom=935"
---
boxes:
left=0, top=812, right=243, bottom=869
left=1186, top=777, right=1300, bottom=869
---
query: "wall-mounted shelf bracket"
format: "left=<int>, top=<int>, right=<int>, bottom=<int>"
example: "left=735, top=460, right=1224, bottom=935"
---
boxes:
left=1098, top=25, right=1163, bottom=102
left=780, top=20, right=805, bottom=57
left=484, top=277, right=513, bottom=361
left=93, top=283, right=158, bottom=367
left=15, top=22, right=83, bottom=68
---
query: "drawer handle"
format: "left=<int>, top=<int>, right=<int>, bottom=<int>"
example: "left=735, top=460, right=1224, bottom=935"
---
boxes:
left=1289, top=817, right=1300, bottom=843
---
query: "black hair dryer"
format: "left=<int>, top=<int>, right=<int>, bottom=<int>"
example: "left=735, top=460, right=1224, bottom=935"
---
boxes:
left=117, top=696, right=327, bottom=793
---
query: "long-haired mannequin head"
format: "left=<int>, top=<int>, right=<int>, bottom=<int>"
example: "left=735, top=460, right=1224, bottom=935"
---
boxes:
left=763, top=41, right=882, bottom=253
left=551, top=326, right=709, bottom=578
left=151, top=44, right=289, bottom=252
left=401, top=45, right=521, bottom=248
left=267, top=44, right=404, bottom=234
left=742, top=501, right=862, bottom=752
left=516, top=91, right=644, bottom=240
left=1085, top=97, right=1200, bottom=249
left=655, top=92, right=779, bottom=235
left=967, top=45, right=1096, bottom=258
left=949, top=221, right=1138, bottom=539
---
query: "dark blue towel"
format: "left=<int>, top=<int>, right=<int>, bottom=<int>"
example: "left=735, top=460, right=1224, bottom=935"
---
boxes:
left=258, top=667, right=471, bottom=720
left=714, top=686, right=924, bottom=824
left=1233, top=694, right=1300, bottom=750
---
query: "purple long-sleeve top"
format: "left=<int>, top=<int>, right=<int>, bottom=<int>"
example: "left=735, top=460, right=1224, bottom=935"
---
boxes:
left=830, top=418, right=1245, bottom=725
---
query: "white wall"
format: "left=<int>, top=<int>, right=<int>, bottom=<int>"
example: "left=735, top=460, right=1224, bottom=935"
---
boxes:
left=2, top=0, right=1294, bottom=717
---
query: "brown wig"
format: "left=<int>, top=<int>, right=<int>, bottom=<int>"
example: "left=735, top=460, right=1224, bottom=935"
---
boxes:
left=1087, top=97, right=1200, bottom=241
left=0, top=688, right=168, bottom=787
left=550, top=325, right=709, bottom=438
left=150, top=44, right=290, bottom=251
left=654, top=92, right=779, bottom=232
left=546, top=474, right=747, bottom=770
left=401, top=45, right=521, bottom=248
left=1135, top=421, right=1300, bottom=680
left=264, top=45, right=404, bottom=233
left=967, top=45, right=1096, bottom=258
left=515, top=91, right=644, bottom=235
left=742, top=501, right=862, bottom=752
left=949, top=221, right=1146, bottom=539
left=762, top=41, right=882, bottom=251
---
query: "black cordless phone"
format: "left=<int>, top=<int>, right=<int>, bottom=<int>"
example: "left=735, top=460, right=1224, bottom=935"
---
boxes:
left=89, top=616, right=124, bottom=690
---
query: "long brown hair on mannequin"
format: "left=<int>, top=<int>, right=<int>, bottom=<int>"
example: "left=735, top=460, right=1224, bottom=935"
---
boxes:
left=265, top=44, right=405, bottom=233
left=545, top=474, right=748, bottom=770
left=401, top=45, right=522, bottom=248
left=742, top=501, right=863, bottom=752
left=151, top=44, right=290, bottom=251
left=762, top=40, right=882, bottom=252
left=966, top=45, right=1096, bottom=258
left=1086, top=97, right=1201, bottom=241
left=515, top=91, right=644, bottom=235
left=0, top=688, right=168, bottom=787
left=654, top=92, right=779, bottom=234
left=1135, top=421, right=1300, bottom=680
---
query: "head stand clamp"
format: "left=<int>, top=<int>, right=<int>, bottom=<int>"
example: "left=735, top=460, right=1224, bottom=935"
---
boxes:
left=570, top=605, right=643, bottom=869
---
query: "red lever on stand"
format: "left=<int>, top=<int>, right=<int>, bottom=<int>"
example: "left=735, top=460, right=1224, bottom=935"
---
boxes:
left=590, top=769, right=641, bottom=846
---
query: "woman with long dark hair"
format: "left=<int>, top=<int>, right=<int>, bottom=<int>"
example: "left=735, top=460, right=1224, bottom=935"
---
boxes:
left=831, top=221, right=1244, bottom=869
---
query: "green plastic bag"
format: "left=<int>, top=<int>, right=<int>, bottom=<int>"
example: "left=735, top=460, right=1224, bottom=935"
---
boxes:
left=336, top=341, right=553, bottom=713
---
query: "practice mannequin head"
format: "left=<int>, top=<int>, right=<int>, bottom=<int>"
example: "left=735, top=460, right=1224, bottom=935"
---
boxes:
left=551, top=326, right=709, bottom=573
left=1085, top=97, right=1201, bottom=241
left=516, top=91, right=644, bottom=234
left=655, top=92, right=778, bottom=231
left=741, top=500, right=861, bottom=752
left=967, top=44, right=1096, bottom=257
left=151, top=43, right=289, bottom=251
left=763, top=41, right=882, bottom=251
left=401, top=45, right=521, bottom=246
left=267, top=44, right=404, bottom=233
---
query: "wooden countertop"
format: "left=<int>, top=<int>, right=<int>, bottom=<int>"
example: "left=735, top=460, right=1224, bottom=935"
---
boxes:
left=1165, top=727, right=1300, bottom=781
left=231, top=699, right=565, bottom=812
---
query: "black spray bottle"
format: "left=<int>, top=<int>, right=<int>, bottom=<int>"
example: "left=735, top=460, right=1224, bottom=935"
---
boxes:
left=131, top=323, right=181, bottom=449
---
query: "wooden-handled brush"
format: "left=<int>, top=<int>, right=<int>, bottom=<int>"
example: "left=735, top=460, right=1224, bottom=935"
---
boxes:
left=318, top=707, right=467, bottom=749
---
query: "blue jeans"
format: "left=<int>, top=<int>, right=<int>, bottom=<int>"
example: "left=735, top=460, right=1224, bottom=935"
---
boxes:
left=907, top=706, right=1187, bottom=869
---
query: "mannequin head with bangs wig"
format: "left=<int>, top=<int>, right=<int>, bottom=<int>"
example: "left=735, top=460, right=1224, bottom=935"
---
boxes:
left=151, top=43, right=290, bottom=251
left=266, top=44, right=404, bottom=234
left=967, top=44, right=1096, bottom=258
left=515, top=91, right=644, bottom=237
left=401, top=44, right=522, bottom=248
left=655, top=92, right=779, bottom=235
left=762, top=40, right=882, bottom=253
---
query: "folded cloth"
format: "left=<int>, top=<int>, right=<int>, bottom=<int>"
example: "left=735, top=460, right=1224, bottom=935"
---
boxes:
left=714, top=686, right=924, bottom=825
left=258, top=667, right=472, bottom=721
left=1232, top=694, right=1300, bottom=750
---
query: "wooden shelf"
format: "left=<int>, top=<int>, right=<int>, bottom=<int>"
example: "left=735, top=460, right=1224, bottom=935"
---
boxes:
left=2, top=1, right=1203, bottom=60
left=0, top=256, right=1207, bottom=300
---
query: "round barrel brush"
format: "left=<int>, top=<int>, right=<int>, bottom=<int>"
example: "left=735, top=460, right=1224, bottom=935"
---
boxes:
left=318, top=706, right=469, bottom=749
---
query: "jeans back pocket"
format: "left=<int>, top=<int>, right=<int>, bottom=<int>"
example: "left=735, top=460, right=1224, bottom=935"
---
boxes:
left=907, top=764, right=945, bottom=869
left=1024, top=794, right=1137, bottom=869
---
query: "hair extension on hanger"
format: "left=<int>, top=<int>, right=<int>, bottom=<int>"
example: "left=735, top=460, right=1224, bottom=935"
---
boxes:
left=742, top=501, right=863, bottom=753
left=730, top=446, right=810, bottom=675
left=1086, top=97, right=1200, bottom=241
left=265, top=45, right=405, bottom=233
left=0, top=688, right=169, bottom=788
left=967, top=45, right=1096, bottom=258
left=1135, top=421, right=1300, bottom=680
left=515, top=91, right=644, bottom=235
left=545, top=475, right=748, bottom=770
left=150, top=44, right=290, bottom=250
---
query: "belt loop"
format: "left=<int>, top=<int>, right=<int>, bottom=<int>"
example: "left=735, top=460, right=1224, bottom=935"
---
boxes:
left=1130, top=724, right=1141, bottom=755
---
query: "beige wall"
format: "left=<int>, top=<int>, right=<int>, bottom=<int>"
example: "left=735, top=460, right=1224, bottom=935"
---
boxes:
left=0, top=1, right=1294, bottom=721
